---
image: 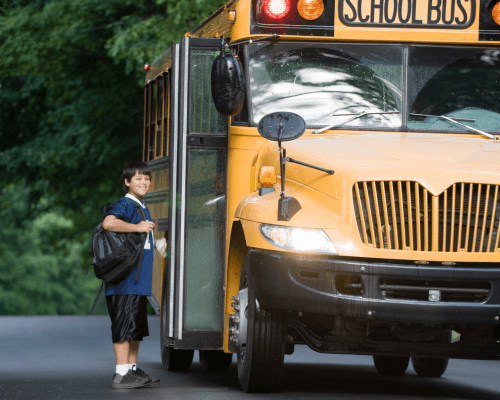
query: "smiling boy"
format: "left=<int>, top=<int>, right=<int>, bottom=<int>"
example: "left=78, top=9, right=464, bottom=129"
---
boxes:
left=102, top=160, right=163, bottom=389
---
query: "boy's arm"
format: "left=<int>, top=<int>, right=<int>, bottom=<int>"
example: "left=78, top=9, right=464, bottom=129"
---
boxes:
left=103, top=215, right=154, bottom=233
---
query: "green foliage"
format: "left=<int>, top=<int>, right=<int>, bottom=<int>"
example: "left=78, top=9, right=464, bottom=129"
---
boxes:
left=0, top=0, right=226, bottom=314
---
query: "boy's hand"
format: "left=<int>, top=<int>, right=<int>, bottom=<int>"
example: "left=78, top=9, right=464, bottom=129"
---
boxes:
left=137, top=220, right=155, bottom=233
left=155, top=238, right=167, bottom=258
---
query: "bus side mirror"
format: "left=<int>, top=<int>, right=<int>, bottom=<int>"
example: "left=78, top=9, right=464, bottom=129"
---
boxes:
left=257, top=112, right=306, bottom=142
left=257, top=112, right=306, bottom=221
left=211, top=52, right=245, bottom=117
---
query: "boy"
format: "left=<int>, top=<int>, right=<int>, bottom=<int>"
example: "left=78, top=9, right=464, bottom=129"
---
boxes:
left=102, top=160, right=166, bottom=389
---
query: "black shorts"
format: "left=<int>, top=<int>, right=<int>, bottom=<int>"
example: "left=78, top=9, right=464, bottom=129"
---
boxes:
left=106, top=295, right=149, bottom=343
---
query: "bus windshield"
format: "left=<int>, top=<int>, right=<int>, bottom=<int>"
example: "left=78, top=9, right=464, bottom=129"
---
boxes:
left=248, top=43, right=500, bottom=134
left=249, top=43, right=403, bottom=129
left=408, top=46, right=500, bottom=133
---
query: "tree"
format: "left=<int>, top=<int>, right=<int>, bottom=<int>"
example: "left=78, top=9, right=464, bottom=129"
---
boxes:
left=0, top=0, right=226, bottom=314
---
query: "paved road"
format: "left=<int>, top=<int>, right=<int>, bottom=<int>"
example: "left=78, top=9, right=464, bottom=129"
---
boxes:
left=1, top=316, right=499, bottom=400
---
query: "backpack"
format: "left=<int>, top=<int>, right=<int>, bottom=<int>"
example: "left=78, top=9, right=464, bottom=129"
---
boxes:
left=87, top=202, right=147, bottom=313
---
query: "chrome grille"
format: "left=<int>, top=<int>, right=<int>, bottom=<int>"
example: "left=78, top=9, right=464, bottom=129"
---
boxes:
left=353, top=181, right=500, bottom=252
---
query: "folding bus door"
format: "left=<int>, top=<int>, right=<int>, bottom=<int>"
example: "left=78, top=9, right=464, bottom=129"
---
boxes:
left=167, top=37, right=228, bottom=350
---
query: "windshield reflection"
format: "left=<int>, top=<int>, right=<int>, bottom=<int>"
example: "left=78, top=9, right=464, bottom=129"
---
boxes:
left=249, top=45, right=402, bottom=129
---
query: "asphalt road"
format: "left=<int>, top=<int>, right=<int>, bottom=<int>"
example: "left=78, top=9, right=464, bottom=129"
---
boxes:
left=1, top=316, right=499, bottom=400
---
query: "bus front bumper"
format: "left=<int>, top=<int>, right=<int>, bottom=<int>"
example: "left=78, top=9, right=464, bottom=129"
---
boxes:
left=248, top=249, right=500, bottom=326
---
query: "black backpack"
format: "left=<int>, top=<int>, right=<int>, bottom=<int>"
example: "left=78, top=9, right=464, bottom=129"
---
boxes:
left=87, top=202, right=147, bottom=313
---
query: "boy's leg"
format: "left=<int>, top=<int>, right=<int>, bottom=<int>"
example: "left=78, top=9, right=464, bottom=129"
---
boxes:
left=128, top=340, right=140, bottom=364
left=114, top=340, right=130, bottom=365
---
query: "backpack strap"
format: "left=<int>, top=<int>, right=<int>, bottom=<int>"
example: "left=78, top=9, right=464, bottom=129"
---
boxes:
left=133, top=203, right=147, bottom=282
left=89, top=282, right=104, bottom=314
left=102, top=202, right=116, bottom=218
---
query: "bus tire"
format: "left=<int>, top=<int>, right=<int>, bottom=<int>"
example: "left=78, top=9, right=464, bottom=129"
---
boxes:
left=161, top=346, right=194, bottom=371
left=411, top=356, right=448, bottom=377
left=411, top=329, right=450, bottom=377
left=236, top=263, right=287, bottom=393
left=199, top=350, right=233, bottom=372
left=373, top=355, right=409, bottom=376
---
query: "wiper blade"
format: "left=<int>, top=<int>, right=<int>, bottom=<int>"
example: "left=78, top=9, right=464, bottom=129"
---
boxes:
left=312, top=111, right=399, bottom=134
left=409, top=113, right=475, bottom=123
left=409, top=113, right=497, bottom=140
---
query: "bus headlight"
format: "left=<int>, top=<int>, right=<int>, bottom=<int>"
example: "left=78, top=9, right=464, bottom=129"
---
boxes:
left=260, top=224, right=337, bottom=255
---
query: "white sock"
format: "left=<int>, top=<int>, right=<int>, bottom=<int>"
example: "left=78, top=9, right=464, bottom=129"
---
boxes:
left=129, top=363, right=137, bottom=371
left=116, top=364, right=129, bottom=376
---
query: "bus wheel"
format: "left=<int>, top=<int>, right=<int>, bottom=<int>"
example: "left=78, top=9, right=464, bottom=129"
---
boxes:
left=411, top=330, right=450, bottom=377
left=199, top=350, right=233, bottom=372
left=411, top=356, right=448, bottom=377
left=234, top=265, right=287, bottom=392
left=161, top=346, right=194, bottom=371
left=373, top=355, right=409, bottom=376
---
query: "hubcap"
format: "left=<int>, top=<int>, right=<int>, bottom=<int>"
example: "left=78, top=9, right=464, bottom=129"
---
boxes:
left=230, top=287, right=249, bottom=363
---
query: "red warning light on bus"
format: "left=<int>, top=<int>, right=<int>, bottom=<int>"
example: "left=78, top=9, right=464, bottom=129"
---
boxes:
left=263, top=0, right=291, bottom=19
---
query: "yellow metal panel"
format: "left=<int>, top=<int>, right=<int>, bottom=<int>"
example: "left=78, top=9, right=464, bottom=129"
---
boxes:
left=479, top=185, right=490, bottom=252
left=450, top=184, right=456, bottom=252
left=380, top=182, right=391, bottom=249
left=415, top=182, right=421, bottom=251
left=363, top=182, right=376, bottom=247
left=457, top=183, right=465, bottom=251
left=442, top=188, right=447, bottom=252
left=432, top=195, right=439, bottom=252
left=372, top=182, right=384, bottom=248
left=354, top=183, right=369, bottom=245
left=472, top=184, right=482, bottom=252
left=389, top=181, right=399, bottom=250
left=406, top=181, right=413, bottom=251
left=398, top=181, right=407, bottom=250
left=423, top=188, right=428, bottom=251
left=488, top=186, right=499, bottom=251
left=464, top=183, right=474, bottom=251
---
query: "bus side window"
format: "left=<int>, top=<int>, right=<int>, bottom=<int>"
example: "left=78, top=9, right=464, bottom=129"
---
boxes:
left=155, top=77, right=163, bottom=158
left=163, top=72, right=170, bottom=157
left=190, top=49, right=227, bottom=135
left=143, top=73, right=171, bottom=161
left=143, top=84, right=149, bottom=161
left=143, top=82, right=157, bottom=161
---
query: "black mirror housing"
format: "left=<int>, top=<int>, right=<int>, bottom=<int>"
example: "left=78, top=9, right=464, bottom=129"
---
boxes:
left=211, top=52, right=245, bottom=117
left=257, top=112, right=306, bottom=142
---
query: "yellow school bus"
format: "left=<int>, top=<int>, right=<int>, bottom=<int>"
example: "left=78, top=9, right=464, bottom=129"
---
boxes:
left=143, top=0, right=500, bottom=392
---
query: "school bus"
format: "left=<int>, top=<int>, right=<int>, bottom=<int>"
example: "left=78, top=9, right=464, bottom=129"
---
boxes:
left=143, top=0, right=500, bottom=392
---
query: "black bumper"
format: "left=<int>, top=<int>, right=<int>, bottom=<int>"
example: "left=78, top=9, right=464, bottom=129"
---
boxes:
left=248, top=249, right=500, bottom=326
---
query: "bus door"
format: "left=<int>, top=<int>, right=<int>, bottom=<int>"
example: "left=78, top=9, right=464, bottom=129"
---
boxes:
left=166, top=37, right=228, bottom=350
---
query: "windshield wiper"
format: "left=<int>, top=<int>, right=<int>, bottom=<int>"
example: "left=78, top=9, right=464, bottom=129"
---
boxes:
left=312, top=111, right=399, bottom=134
left=409, top=113, right=498, bottom=140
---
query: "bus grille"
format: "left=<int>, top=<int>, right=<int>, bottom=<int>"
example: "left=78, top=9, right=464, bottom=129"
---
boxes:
left=353, top=181, right=500, bottom=252
left=380, top=278, right=490, bottom=303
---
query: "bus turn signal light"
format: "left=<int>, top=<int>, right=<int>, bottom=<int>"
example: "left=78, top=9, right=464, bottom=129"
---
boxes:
left=493, top=2, right=500, bottom=26
left=259, top=166, right=277, bottom=188
left=297, top=0, right=324, bottom=21
left=263, top=0, right=291, bottom=19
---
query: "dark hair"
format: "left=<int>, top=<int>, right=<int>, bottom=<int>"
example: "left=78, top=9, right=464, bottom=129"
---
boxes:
left=122, top=161, right=152, bottom=194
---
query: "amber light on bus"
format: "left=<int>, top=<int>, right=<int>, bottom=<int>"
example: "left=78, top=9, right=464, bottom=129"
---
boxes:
left=263, top=0, right=291, bottom=19
left=493, top=2, right=500, bottom=26
left=297, top=0, right=324, bottom=20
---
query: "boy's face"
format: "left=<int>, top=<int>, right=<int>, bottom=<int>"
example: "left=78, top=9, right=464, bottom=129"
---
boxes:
left=125, top=171, right=151, bottom=200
